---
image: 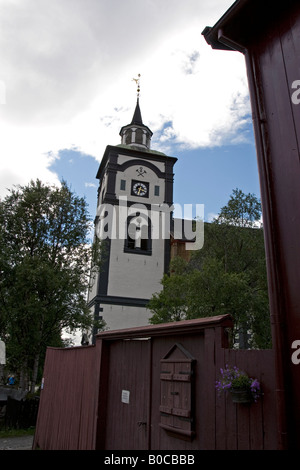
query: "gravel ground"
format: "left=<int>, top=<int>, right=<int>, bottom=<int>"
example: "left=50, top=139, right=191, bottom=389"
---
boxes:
left=0, top=435, right=34, bottom=450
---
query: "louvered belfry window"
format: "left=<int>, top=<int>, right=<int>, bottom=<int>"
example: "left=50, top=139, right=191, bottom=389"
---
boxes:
left=135, top=128, right=144, bottom=145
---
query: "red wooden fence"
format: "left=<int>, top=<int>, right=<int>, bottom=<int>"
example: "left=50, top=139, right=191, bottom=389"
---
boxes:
left=33, top=315, right=278, bottom=450
left=34, top=345, right=98, bottom=450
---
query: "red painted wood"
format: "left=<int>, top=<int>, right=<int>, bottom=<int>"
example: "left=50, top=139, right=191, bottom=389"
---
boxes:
left=34, top=316, right=278, bottom=450
left=246, top=16, right=300, bottom=450
left=33, top=346, right=97, bottom=450
left=203, top=0, right=300, bottom=449
left=104, top=339, right=151, bottom=450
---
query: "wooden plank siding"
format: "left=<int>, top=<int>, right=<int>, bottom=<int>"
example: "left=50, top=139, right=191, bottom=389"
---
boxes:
left=215, top=348, right=277, bottom=450
left=33, top=315, right=278, bottom=450
left=203, top=0, right=300, bottom=449
left=33, top=345, right=97, bottom=450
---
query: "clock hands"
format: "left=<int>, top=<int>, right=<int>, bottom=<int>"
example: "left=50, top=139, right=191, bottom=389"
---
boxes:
left=132, top=181, right=148, bottom=196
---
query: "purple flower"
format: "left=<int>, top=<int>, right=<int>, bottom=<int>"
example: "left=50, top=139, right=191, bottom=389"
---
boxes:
left=216, top=366, right=261, bottom=402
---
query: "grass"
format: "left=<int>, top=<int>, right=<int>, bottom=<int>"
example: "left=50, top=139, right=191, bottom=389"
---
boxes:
left=0, top=427, right=35, bottom=439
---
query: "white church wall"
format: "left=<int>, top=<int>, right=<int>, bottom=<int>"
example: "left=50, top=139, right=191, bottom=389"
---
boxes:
left=101, top=304, right=151, bottom=331
left=107, top=236, right=164, bottom=299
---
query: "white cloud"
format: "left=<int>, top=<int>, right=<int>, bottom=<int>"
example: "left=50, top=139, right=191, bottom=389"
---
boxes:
left=0, top=0, right=249, bottom=199
left=143, top=30, right=250, bottom=152
left=207, top=212, right=219, bottom=223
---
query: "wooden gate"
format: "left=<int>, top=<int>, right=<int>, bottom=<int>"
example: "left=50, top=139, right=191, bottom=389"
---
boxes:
left=93, top=316, right=277, bottom=450
left=104, top=339, right=151, bottom=449
left=34, top=315, right=278, bottom=450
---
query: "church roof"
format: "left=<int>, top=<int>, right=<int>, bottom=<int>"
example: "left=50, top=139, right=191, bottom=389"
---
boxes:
left=115, top=144, right=166, bottom=156
left=119, top=97, right=153, bottom=143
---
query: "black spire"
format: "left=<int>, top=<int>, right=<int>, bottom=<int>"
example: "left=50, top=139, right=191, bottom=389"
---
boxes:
left=131, top=98, right=143, bottom=126
left=119, top=75, right=153, bottom=149
left=119, top=98, right=153, bottom=150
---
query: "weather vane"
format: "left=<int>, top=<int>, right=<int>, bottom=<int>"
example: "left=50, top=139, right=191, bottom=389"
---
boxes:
left=132, top=74, right=141, bottom=98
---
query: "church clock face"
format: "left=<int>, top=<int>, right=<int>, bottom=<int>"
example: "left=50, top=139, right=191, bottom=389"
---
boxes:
left=131, top=180, right=149, bottom=197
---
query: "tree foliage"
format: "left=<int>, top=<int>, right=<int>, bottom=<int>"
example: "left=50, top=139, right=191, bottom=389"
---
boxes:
left=148, top=189, right=271, bottom=349
left=0, top=179, right=103, bottom=391
left=216, top=188, right=262, bottom=228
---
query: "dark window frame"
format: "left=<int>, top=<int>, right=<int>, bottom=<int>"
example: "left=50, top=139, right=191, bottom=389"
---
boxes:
left=124, top=213, right=152, bottom=256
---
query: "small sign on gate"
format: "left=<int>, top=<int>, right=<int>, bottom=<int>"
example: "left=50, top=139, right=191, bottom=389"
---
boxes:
left=121, top=389, right=130, bottom=404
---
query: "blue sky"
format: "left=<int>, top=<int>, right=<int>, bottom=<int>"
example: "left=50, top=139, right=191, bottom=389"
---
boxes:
left=49, top=119, right=260, bottom=226
left=173, top=127, right=260, bottom=221
left=0, top=0, right=261, bottom=227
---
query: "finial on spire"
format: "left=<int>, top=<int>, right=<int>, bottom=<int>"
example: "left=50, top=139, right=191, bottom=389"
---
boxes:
left=120, top=73, right=153, bottom=149
left=132, top=74, right=141, bottom=98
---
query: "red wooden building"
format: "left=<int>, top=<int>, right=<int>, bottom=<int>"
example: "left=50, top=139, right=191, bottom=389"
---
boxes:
left=203, top=0, right=300, bottom=449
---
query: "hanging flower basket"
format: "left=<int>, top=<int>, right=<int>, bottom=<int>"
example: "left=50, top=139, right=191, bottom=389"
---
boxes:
left=230, top=388, right=252, bottom=404
left=216, top=365, right=261, bottom=404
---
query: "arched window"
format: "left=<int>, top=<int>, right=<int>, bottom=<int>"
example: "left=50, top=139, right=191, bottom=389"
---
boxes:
left=124, top=212, right=152, bottom=255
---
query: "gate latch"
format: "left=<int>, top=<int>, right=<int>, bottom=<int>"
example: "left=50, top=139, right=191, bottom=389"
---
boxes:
left=137, top=421, right=147, bottom=427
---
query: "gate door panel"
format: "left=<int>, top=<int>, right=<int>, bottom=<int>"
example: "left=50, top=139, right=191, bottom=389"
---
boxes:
left=104, top=338, right=151, bottom=450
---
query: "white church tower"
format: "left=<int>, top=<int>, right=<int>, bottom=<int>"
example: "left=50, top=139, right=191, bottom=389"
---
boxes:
left=87, top=79, right=177, bottom=341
